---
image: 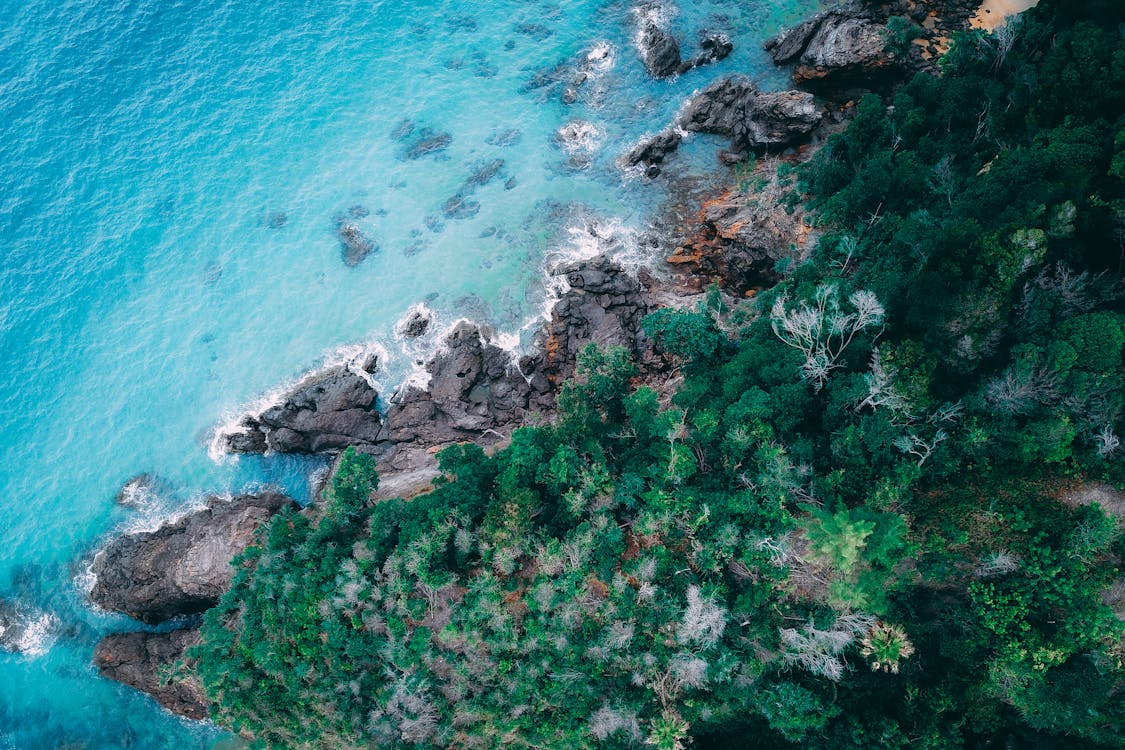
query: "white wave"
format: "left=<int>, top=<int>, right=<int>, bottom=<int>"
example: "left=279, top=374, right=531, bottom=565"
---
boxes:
left=206, top=213, right=660, bottom=454
left=555, top=120, right=605, bottom=156
left=15, top=612, right=57, bottom=657
left=631, top=2, right=679, bottom=51
left=207, top=338, right=390, bottom=463
left=118, top=490, right=213, bottom=536
left=74, top=558, right=98, bottom=597
left=585, top=40, right=617, bottom=73
left=393, top=302, right=436, bottom=342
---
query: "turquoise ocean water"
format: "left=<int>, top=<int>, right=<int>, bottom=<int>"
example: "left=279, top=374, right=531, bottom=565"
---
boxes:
left=0, top=0, right=818, bottom=746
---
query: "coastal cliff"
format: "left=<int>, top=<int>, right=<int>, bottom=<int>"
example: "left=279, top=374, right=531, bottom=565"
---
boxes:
left=86, top=0, right=952, bottom=715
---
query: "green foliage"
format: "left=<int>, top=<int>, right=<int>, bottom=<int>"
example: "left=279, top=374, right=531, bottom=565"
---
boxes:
left=325, top=446, right=378, bottom=519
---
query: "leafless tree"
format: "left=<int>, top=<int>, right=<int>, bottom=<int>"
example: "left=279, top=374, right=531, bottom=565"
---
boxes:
left=771, top=284, right=885, bottom=391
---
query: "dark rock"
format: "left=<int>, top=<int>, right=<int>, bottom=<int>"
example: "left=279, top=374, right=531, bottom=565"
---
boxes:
left=743, top=90, right=824, bottom=146
left=623, top=130, right=683, bottom=167
left=696, top=33, right=733, bottom=65
left=640, top=23, right=682, bottom=77
left=89, top=492, right=295, bottom=624
left=764, top=8, right=897, bottom=87
left=377, top=253, right=659, bottom=463
left=380, top=322, right=532, bottom=449
left=534, top=254, right=658, bottom=389
left=505, top=176, right=518, bottom=190
left=678, top=77, right=822, bottom=151
left=347, top=204, right=370, bottom=219
left=670, top=186, right=813, bottom=294
left=336, top=221, right=377, bottom=267
left=265, top=211, right=287, bottom=229
left=94, top=628, right=208, bottom=720
left=397, top=309, right=432, bottom=339
left=718, top=149, right=746, bottom=166
left=224, top=368, right=381, bottom=454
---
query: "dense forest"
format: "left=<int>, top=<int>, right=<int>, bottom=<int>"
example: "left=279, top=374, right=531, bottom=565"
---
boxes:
left=191, top=2, right=1125, bottom=747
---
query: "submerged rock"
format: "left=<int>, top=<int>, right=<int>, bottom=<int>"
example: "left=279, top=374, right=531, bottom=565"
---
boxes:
left=94, top=628, right=208, bottom=720
left=400, top=128, right=453, bottom=160
left=89, top=492, right=295, bottom=624
left=336, top=220, right=377, bottom=267
left=442, top=159, right=507, bottom=220
left=116, top=473, right=163, bottom=509
left=223, top=367, right=382, bottom=454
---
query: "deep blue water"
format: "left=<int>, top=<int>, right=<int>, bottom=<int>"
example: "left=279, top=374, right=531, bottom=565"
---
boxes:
left=0, top=0, right=819, bottom=746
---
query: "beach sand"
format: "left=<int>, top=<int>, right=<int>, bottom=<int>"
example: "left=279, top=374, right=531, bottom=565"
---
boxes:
left=971, top=0, right=1040, bottom=31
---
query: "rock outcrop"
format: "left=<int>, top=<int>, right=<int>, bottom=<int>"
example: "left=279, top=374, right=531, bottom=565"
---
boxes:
left=623, top=130, right=683, bottom=171
left=535, top=254, right=657, bottom=388
left=373, top=253, right=662, bottom=484
left=89, top=492, right=295, bottom=625
left=94, top=628, right=208, bottom=720
left=397, top=308, right=433, bottom=339
left=379, top=322, right=541, bottom=453
left=678, top=77, right=824, bottom=153
left=639, top=22, right=682, bottom=77
left=222, top=367, right=381, bottom=454
left=690, top=34, right=733, bottom=69
left=669, top=172, right=816, bottom=295
left=765, top=8, right=898, bottom=88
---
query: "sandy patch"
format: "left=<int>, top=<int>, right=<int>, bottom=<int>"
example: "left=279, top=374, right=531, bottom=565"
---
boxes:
left=970, top=0, right=1039, bottom=31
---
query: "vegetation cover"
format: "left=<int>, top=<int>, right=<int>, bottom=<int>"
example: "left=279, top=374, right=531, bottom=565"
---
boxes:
left=192, top=2, right=1125, bottom=747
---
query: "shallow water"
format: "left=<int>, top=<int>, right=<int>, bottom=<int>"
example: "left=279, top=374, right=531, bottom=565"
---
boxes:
left=0, top=0, right=819, bottom=746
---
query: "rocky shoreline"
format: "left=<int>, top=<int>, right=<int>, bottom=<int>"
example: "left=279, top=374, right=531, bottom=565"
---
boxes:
left=85, top=0, right=997, bottom=722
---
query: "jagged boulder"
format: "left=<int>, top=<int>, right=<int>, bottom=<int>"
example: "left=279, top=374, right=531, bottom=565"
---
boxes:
left=223, top=367, right=381, bottom=454
left=669, top=185, right=814, bottom=294
left=678, top=77, right=823, bottom=152
left=380, top=322, right=535, bottom=448
left=535, top=254, right=657, bottom=388
left=94, top=628, right=208, bottom=720
left=765, top=8, right=897, bottom=86
left=640, top=23, right=682, bottom=77
left=89, top=492, right=295, bottom=624
left=623, top=130, right=683, bottom=168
